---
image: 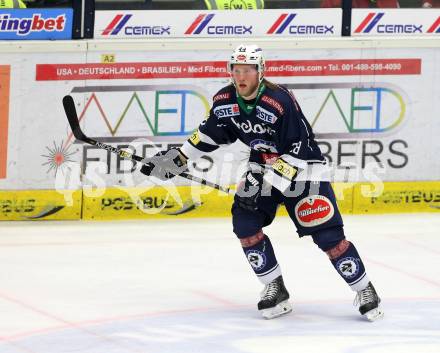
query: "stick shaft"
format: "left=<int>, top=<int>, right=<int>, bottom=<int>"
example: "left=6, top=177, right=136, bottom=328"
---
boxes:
left=62, top=95, right=234, bottom=195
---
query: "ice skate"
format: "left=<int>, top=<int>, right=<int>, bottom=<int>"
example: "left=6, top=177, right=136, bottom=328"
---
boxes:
left=258, top=275, right=292, bottom=319
left=354, top=282, right=384, bottom=321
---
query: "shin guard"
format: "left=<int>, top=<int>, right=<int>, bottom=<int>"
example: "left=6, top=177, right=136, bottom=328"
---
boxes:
left=241, top=232, right=281, bottom=285
left=327, top=240, right=370, bottom=292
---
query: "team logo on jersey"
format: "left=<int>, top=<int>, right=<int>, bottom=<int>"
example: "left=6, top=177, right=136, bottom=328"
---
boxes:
left=214, top=104, right=240, bottom=118
left=336, top=257, right=360, bottom=279
left=246, top=250, right=266, bottom=271
left=213, top=92, right=230, bottom=103
left=231, top=118, right=276, bottom=135
left=261, top=95, right=284, bottom=115
left=250, top=139, right=278, bottom=153
left=295, top=195, right=334, bottom=227
left=256, top=106, right=278, bottom=124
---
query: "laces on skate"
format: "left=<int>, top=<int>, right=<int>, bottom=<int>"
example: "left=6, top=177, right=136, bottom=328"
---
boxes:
left=354, top=282, right=384, bottom=322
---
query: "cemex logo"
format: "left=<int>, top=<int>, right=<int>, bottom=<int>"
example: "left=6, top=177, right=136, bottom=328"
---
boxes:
left=185, top=14, right=252, bottom=35
left=0, top=13, right=66, bottom=35
left=102, top=14, right=132, bottom=35
left=267, top=13, right=334, bottom=35
left=354, top=13, right=422, bottom=34
left=427, top=16, right=440, bottom=33
left=102, top=14, right=170, bottom=36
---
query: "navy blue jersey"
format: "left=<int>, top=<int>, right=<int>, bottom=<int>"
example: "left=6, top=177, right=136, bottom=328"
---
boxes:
left=181, top=81, right=327, bottom=191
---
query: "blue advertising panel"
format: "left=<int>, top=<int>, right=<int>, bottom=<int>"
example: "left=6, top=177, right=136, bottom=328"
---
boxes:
left=0, top=8, right=73, bottom=40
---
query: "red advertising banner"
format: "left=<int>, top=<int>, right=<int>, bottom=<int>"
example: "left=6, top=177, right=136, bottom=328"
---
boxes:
left=36, top=59, right=421, bottom=81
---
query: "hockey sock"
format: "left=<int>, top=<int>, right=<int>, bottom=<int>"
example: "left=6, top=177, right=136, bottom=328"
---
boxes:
left=241, top=232, right=281, bottom=285
left=327, top=240, right=370, bottom=292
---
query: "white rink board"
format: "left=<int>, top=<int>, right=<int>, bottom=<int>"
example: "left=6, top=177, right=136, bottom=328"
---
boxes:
left=0, top=39, right=439, bottom=190
left=352, top=9, right=440, bottom=36
left=94, top=9, right=342, bottom=39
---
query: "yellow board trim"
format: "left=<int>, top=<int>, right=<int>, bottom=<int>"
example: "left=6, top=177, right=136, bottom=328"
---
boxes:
left=353, top=181, right=440, bottom=214
left=82, top=182, right=353, bottom=220
left=82, top=185, right=234, bottom=220
left=1, top=181, right=438, bottom=221
left=0, top=189, right=82, bottom=221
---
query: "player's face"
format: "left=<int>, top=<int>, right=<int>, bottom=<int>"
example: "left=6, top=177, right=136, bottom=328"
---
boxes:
left=231, top=64, right=259, bottom=98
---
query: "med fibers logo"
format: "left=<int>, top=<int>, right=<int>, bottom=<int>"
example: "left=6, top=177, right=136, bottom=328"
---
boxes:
left=267, top=13, right=334, bottom=35
left=283, top=82, right=408, bottom=139
left=102, top=14, right=170, bottom=36
left=354, top=12, right=425, bottom=34
left=185, top=14, right=252, bottom=35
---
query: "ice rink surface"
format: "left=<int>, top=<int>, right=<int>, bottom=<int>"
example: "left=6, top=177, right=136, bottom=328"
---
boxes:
left=0, top=213, right=439, bottom=353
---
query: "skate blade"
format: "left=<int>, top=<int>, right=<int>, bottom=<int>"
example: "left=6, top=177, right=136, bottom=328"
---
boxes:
left=260, top=300, right=292, bottom=320
left=364, top=307, right=384, bottom=322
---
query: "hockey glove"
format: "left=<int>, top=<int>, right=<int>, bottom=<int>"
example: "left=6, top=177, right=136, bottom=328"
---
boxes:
left=235, top=171, right=264, bottom=211
left=140, top=148, right=188, bottom=181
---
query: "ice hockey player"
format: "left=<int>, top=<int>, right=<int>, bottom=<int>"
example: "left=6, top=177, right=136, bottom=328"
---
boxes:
left=140, top=44, right=384, bottom=321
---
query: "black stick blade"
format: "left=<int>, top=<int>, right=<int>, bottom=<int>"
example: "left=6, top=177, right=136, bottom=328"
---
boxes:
left=62, top=95, right=88, bottom=142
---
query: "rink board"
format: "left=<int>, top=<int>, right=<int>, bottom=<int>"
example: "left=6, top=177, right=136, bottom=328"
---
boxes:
left=81, top=181, right=440, bottom=220
left=0, top=38, right=439, bottom=221
left=81, top=185, right=235, bottom=220
left=353, top=181, right=440, bottom=214
left=81, top=182, right=353, bottom=220
left=1, top=39, right=440, bottom=192
left=0, top=189, right=82, bottom=221
left=1, top=181, right=438, bottom=221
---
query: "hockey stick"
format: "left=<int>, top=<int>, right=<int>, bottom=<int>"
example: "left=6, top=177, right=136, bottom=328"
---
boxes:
left=62, top=95, right=234, bottom=195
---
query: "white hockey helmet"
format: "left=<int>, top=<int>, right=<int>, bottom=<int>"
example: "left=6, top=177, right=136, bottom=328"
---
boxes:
left=228, top=44, right=265, bottom=83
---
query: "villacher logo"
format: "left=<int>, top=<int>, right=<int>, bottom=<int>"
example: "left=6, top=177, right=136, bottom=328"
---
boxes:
left=184, top=14, right=252, bottom=35
left=354, top=12, right=427, bottom=34
left=267, top=13, right=334, bottom=35
left=102, top=14, right=170, bottom=36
